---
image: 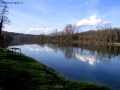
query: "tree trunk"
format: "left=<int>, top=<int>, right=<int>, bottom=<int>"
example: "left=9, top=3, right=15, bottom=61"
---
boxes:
left=0, top=17, right=3, bottom=35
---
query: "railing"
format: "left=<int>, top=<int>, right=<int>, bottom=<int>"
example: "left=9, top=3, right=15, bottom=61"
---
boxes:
left=8, top=47, right=21, bottom=54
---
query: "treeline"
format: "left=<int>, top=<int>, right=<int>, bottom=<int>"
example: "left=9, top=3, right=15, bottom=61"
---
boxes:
left=0, top=31, right=12, bottom=41
left=1, top=32, right=37, bottom=44
left=11, top=24, right=120, bottom=45
left=77, top=28, right=120, bottom=44
left=0, top=31, right=12, bottom=48
left=13, top=35, right=38, bottom=44
left=36, top=24, right=120, bottom=44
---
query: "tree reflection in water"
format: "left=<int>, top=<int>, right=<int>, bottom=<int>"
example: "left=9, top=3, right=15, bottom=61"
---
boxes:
left=8, top=40, right=120, bottom=62
left=37, top=43, right=120, bottom=62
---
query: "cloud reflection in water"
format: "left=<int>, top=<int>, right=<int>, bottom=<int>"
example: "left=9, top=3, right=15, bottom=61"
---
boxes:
left=26, top=44, right=52, bottom=51
left=75, top=53, right=99, bottom=65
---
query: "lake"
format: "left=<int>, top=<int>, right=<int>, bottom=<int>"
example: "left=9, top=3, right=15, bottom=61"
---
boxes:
left=8, top=43, right=120, bottom=90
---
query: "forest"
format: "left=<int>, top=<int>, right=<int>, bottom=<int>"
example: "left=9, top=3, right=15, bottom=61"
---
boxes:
left=12, top=24, right=120, bottom=46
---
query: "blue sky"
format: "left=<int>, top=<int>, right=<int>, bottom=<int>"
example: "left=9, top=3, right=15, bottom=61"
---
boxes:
left=3, top=0, right=120, bottom=35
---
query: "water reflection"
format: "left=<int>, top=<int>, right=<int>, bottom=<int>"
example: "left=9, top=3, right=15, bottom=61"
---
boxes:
left=44, top=43, right=120, bottom=63
left=75, top=53, right=99, bottom=65
left=9, top=43, right=120, bottom=65
left=27, top=44, right=52, bottom=51
left=8, top=43, right=120, bottom=90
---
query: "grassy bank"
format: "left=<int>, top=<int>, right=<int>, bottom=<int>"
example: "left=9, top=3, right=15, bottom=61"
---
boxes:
left=0, top=48, right=111, bottom=90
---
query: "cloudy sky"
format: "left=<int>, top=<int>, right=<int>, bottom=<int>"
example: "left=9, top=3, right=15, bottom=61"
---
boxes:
left=2, top=0, right=120, bottom=35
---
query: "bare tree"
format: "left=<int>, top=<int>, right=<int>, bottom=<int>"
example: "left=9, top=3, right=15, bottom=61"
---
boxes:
left=0, top=0, right=10, bottom=36
left=103, top=22, right=111, bottom=30
left=64, top=24, right=74, bottom=35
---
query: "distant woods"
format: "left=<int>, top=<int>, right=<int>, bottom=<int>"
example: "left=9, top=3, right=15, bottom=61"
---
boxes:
left=13, top=23, right=120, bottom=45
left=77, top=28, right=120, bottom=44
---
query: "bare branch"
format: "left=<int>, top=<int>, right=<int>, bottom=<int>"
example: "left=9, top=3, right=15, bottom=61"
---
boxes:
left=0, top=0, right=10, bottom=35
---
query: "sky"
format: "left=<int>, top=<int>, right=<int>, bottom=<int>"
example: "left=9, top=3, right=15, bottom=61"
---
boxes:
left=2, top=0, right=120, bottom=35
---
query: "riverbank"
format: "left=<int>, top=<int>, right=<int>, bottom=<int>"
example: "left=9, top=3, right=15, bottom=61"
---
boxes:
left=108, top=42, right=120, bottom=46
left=0, top=48, right=111, bottom=90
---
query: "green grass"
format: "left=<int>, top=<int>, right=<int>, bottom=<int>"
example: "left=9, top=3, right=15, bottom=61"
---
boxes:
left=0, top=48, right=111, bottom=90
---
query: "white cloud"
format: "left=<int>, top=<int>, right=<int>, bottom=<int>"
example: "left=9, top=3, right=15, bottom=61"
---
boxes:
left=103, top=21, right=114, bottom=25
left=75, top=53, right=99, bottom=65
left=4, top=26, right=53, bottom=35
left=26, top=28, right=53, bottom=35
left=29, top=28, right=44, bottom=31
left=4, top=27, right=26, bottom=33
left=76, top=15, right=101, bottom=27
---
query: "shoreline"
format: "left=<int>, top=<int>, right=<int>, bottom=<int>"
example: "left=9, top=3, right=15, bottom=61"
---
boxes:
left=0, top=48, right=111, bottom=90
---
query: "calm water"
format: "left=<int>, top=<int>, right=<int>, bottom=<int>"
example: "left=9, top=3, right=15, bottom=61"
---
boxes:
left=8, top=43, right=120, bottom=90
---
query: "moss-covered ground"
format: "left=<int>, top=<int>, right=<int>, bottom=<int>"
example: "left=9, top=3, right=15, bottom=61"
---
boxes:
left=0, top=48, right=111, bottom=90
